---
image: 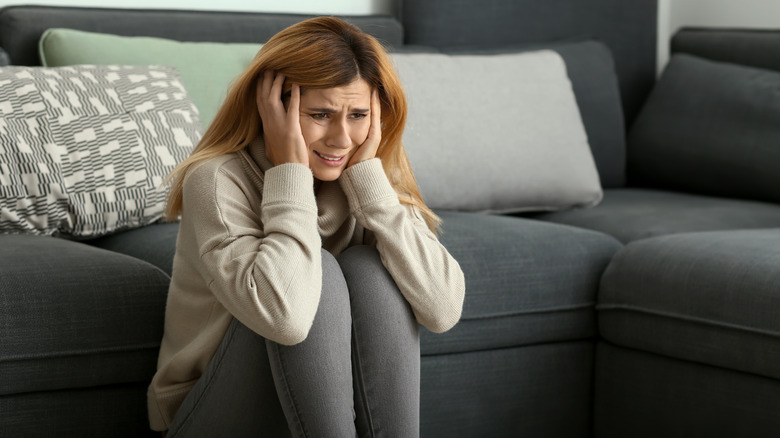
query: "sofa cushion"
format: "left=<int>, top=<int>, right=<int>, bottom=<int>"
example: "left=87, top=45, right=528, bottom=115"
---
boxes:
left=551, top=41, right=626, bottom=188
left=88, top=222, right=179, bottom=276
left=39, top=28, right=261, bottom=128
left=628, top=54, right=780, bottom=203
left=0, top=5, right=403, bottom=66
left=535, top=188, right=780, bottom=243
left=422, top=211, right=621, bottom=355
left=436, top=40, right=627, bottom=188
left=672, top=28, right=780, bottom=74
left=0, top=64, right=200, bottom=237
left=0, top=234, right=169, bottom=396
left=598, top=229, right=780, bottom=380
left=393, top=49, right=603, bottom=213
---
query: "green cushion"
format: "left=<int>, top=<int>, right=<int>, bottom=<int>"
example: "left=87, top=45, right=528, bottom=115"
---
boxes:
left=39, top=28, right=261, bottom=128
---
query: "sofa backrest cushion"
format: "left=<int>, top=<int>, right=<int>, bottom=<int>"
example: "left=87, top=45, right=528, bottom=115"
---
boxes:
left=627, top=54, right=780, bottom=203
left=400, top=0, right=658, bottom=130
left=393, top=48, right=603, bottom=213
left=0, top=65, right=201, bottom=237
left=672, top=28, right=780, bottom=74
left=39, top=28, right=261, bottom=129
left=0, top=5, right=403, bottom=65
left=432, top=41, right=626, bottom=189
left=539, top=41, right=626, bottom=188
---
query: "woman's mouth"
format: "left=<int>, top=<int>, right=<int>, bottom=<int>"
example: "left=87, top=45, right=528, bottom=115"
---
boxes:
left=313, top=150, right=346, bottom=167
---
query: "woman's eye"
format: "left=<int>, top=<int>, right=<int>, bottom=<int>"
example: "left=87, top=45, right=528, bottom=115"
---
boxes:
left=350, top=113, right=368, bottom=120
left=310, top=113, right=328, bottom=120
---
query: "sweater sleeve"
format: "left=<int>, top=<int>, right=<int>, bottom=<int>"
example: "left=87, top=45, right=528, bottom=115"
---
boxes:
left=339, top=159, right=465, bottom=333
left=185, top=160, right=322, bottom=345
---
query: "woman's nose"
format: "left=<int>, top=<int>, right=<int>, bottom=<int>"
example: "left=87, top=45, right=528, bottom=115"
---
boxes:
left=325, top=118, right=351, bottom=149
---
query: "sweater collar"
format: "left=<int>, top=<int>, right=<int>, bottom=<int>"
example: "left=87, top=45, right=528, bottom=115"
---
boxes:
left=247, top=136, right=275, bottom=174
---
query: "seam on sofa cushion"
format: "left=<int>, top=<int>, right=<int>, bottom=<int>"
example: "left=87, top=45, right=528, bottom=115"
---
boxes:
left=462, top=302, right=594, bottom=321
left=0, top=342, right=161, bottom=362
left=597, top=304, right=780, bottom=338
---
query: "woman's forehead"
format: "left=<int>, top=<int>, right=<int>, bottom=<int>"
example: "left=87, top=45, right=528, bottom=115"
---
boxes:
left=301, top=79, right=371, bottom=107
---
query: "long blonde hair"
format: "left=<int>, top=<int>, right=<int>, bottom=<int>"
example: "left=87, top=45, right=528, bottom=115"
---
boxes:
left=164, top=17, right=440, bottom=232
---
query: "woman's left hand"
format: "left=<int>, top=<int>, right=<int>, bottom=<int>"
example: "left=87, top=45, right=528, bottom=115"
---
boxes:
left=348, top=89, right=382, bottom=167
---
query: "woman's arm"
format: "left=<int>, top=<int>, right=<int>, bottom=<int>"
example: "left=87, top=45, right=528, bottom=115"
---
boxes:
left=185, top=158, right=322, bottom=345
left=339, top=160, right=465, bottom=333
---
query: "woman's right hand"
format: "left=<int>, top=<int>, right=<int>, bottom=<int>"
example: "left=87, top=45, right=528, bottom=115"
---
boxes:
left=256, top=71, right=309, bottom=167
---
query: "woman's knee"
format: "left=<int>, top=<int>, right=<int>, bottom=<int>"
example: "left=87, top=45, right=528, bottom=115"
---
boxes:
left=337, top=246, right=410, bottom=313
left=317, top=248, right=351, bottom=318
left=336, top=245, right=385, bottom=280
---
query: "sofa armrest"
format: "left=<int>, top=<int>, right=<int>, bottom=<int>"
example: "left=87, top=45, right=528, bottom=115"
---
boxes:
left=671, top=27, right=780, bottom=72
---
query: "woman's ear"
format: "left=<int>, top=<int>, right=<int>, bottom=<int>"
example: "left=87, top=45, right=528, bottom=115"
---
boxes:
left=281, top=81, right=294, bottom=110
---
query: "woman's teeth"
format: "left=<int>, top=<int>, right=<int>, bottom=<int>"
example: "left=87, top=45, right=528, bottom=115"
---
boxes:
left=315, top=151, right=342, bottom=161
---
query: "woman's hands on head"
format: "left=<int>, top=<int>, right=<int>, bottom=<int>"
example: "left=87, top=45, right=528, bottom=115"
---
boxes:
left=257, top=71, right=382, bottom=174
left=347, top=89, right=382, bottom=168
left=256, top=71, right=309, bottom=167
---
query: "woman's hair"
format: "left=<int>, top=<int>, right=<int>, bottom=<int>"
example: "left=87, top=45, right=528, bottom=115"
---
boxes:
left=164, top=16, right=440, bottom=232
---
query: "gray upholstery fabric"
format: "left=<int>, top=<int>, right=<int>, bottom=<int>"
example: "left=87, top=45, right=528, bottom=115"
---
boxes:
left=595, top=342, right=780, bottom=438
left=0, top=46, right=8, bottom=65
left=0, top=235, right=169, bottom=395
left=534, top=188, right=780, bottom=243
left=554, top=41, right=626, bottom=188
left=422, top=342, right=593, bottom=438
left=437, top=40, right=626, bottom=189
left=0, top=382, right=157, bottom=437
left=399, top=0, right=658, bottom=125
left=423, top=211, right=621, bottom=355
left=598, top=229, right=780, bottom=380
left=0, top=5, right=403, bottom=66
left=627, top=54, right=780, bottom=203
left=88, top=222, right=180, bottom=276
left=672, top=28, right=780, bottom=73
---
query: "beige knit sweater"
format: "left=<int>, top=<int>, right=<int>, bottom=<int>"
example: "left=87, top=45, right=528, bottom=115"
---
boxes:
left=147, top=138, right=465, bottom=431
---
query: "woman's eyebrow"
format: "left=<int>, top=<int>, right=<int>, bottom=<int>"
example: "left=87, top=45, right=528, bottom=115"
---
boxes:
left=305, top=107, right=336, bottom=113
left=304, top=106, right=370, bottom=113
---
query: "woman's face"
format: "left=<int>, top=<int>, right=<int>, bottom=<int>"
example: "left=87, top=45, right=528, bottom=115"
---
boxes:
left=298, top=79, right=373, bottom=182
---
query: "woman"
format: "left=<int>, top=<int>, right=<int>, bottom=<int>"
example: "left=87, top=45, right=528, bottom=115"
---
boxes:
left=147, top=16, right=465, bottom=437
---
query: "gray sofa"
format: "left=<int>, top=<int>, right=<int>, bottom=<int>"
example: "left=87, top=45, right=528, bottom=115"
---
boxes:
left=1, top=2, right=780, bottom=437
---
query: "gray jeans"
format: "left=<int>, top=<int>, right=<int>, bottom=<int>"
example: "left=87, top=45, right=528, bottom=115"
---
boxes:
left=167, top=246, right=420, bottom=437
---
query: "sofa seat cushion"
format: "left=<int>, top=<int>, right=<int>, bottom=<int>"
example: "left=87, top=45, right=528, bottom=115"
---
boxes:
left=422, top=211, right=621, bottom=355
left=88, top=222, right=180, bottom=276
left=598, top=229, right=780, bottom=380
left=0, top=234, right=169, bottom=396
left=535, top=188, right=780, bottom=243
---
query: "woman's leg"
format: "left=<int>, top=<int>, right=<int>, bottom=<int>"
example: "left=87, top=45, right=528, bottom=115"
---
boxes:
left=168, top=249, right=355, bottom=438
left=167, top=318, right=290, bottom=438
left=266, top=249, right=357, bottom=438
left=338, top=245, right=421, bottom=438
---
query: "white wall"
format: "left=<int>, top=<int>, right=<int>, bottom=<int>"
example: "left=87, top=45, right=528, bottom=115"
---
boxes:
left=0, top=0, right=394, bottom=15
left=657, top=0, right=780, bottom=73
